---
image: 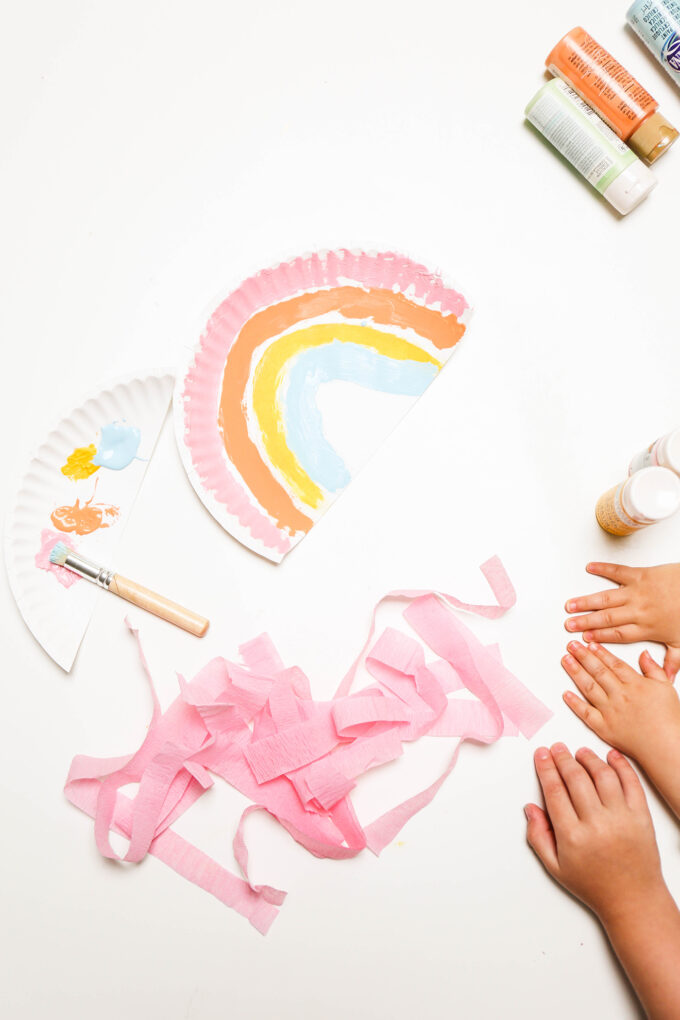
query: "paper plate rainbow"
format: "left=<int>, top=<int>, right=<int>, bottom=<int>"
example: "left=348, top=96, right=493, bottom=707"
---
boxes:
left=175, top=251, right=471, bottom=561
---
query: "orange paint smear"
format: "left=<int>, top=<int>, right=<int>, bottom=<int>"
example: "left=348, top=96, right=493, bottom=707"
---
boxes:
left=219, top=286, right=465, bottom=536
left=61, top=444, right=100, bottom=480
left=50, top=496, right=120, bottom=536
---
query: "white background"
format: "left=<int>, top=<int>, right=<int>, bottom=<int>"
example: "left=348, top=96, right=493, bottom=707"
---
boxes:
left=1, top=2, right=679, bottom=1017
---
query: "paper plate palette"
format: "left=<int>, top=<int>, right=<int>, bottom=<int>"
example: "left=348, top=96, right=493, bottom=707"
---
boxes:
left=175, top=250, right=471, bottom=562
left=5, top=371, right=174, bottom=671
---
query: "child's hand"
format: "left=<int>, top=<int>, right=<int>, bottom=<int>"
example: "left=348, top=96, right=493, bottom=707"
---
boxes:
left=562, top=640, right=680, bottom=820
left=564, top=562, right=680, bottom=679
left=525, top=744, right=663, bottom=920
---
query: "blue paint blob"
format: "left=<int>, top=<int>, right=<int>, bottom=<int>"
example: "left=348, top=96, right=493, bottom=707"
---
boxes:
left=284, top=341, right=438, bottom=493
left=92, top=421, right=141, bottom=470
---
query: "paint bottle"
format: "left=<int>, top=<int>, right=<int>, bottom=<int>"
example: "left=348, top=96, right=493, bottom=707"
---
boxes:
left=596, top=466, right=680, bottom=534
left=626, top=0, right=680, bottom=87
left=629, top=428, right=680, bottom=474
left=525, top=79, right=657, bottom=214
left=546, top=27, right=678, bottom=163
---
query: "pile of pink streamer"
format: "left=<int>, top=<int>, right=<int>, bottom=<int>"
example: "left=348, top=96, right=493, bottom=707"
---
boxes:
left=65, top=558, right=551, bottom=934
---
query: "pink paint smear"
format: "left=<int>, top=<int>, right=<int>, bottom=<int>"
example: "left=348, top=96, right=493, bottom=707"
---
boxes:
left=181, top=250, right=470, bottom=558
left=35, top=529, right=80, bottom=588
left=65, top=558, right=550, bottom=934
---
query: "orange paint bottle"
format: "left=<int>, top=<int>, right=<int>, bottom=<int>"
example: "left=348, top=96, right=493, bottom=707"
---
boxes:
left=546, top=27, right=678, bottom=163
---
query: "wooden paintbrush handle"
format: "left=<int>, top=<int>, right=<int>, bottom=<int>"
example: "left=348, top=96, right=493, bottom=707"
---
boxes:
left=109, top=574, right=209, bottom=637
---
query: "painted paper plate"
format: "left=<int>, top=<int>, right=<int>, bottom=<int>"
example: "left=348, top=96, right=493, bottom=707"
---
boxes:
left=5, top=371, right=174, bottom=671
left=175, top=250, right=471, bottom=562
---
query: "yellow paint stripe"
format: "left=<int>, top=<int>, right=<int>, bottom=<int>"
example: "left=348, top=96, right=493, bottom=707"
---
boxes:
left=251, top=323, right=441, bottom=509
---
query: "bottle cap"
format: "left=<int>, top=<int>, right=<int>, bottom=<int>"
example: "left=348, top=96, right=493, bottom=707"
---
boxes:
left=603, top=159, right=656, bottom=215
left=658, top=429, right=680, bottom=474
left=624, top=466, right=680, bottom=523
left=629, top=110, right=679, bottom=163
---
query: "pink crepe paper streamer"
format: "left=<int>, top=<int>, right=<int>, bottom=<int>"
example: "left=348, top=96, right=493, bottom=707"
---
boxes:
left=333, top=555, right=516, bottom=699
left=403, top=596, right=551, bottom=739
left=65, top=779, right=280, bottom=935
left=233, top=805, right=287, bottom=905
left=244, top=708, right=340, bottom=784
left=65, top=559, right=550, bottom=934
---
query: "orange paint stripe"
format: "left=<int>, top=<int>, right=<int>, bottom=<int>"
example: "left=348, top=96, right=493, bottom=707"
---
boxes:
left=219, top=286, right=465, bottom=535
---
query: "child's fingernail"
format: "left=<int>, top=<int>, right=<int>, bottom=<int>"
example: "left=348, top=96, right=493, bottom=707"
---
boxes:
left=568, top=641, right=579, bottom=652
left=551, top=742, right=568, bottom=754
left=566, top=601, right=576, bottom=612
left=608, top=749, right=621, bottom=760
left=563, top=690, right=574, bottom=700
left=583, top=631, right=593, bottom=641
left=535, top=747, right=550, bottom=761
left=566, top=620, right=577, bottom=631
left=524, top=805, right=533, bottom=820
left=562, top=654, right=575, bottom=666
left=588, top=642, right=598, bottom=651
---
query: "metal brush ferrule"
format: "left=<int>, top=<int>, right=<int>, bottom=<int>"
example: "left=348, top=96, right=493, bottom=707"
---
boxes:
left=63, top=550, right=114, bottom=588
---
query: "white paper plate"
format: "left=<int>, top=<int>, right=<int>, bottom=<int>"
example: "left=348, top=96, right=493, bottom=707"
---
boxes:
left=5, top=370, right=174, bottom=671
left=174, top=250, right=471, bottom=563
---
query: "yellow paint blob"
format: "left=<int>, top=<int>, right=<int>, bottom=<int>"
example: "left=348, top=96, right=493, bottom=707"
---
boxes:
left=252, top=323, right=441, bottom=509
left=61, top=444, right=100, bottom=480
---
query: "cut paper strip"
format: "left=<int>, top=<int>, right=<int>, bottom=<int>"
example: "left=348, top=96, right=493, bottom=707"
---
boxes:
left=244, top=709, right=340, bottom=784
left=334, top=554, right=517, bottom=699
left=403, top=597, right=551, bottom=739
left=175, top=250, right=471, bottom=562
left=65, top=559, right=551, bottom=933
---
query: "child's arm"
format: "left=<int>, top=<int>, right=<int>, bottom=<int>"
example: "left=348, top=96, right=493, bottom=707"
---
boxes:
left=526, top=744, right=680, bottom=1020
left=561, top=640, right=680, bottom=819
left=564, top=562, right=680, bottom=678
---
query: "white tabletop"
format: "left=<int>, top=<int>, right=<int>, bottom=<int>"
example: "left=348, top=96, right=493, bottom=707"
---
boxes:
left=2, top=2, right=678, bottom=1017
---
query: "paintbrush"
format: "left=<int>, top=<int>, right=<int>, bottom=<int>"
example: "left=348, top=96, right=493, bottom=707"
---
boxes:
left=49, top=542, right=209, bottom=637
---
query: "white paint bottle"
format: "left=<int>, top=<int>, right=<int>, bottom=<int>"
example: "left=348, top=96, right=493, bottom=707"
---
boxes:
left=525, top=78, right=657, bottom=214
left=629, top=428, right=680, bottom=475
left=596, top=465, right=680, bottom=535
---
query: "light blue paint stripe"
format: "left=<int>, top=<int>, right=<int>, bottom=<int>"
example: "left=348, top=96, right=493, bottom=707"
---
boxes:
left=283, top=341, right=439, bottom=493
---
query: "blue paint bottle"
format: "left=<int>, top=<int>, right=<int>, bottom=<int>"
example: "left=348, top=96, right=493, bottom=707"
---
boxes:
left=627, top=0, right=680, bottom=86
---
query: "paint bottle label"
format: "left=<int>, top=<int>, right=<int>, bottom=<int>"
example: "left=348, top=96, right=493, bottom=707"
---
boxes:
left=526, top=79, right=637, bottom=193
left=627, top=0, right=680, bottom=86
left=595, top=483, right=643, bottom=535
left=629, top=441, right=659, bottom=474
left=547, top=58, right=652, bottom=129
left=546, top=28, right=656, bottom=135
